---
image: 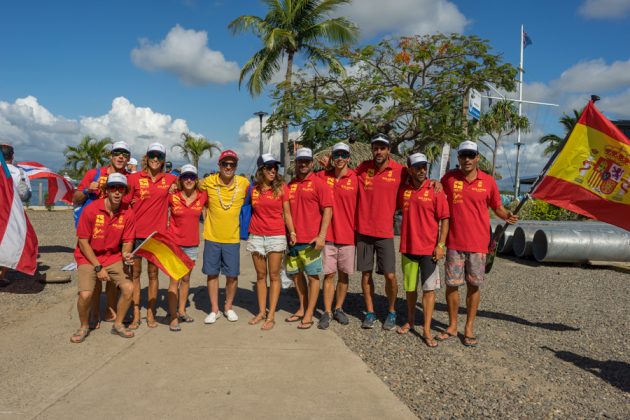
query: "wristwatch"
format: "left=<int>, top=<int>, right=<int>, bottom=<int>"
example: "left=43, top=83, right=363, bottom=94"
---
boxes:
left=94, top=265, right=103, bottom=273
left=437, top=242, right=446, bottom=249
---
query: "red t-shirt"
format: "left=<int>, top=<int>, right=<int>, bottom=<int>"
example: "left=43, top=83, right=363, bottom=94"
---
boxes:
left=355, top=158, right=406, bottom=238
left=441, top=169, right=502, bottom=253
left=249, top=184, right=290, bottom=236
left=126, top=170, right=177, bottom=238
left=317, top=169, right=358, bottom=245
left=168, top=191, right=208, bottom=247
left=287, top=173, right=333, bottom=244
left=77, top=166, right=129, bottom=200
left=397, top=180, right=449, bottom=255
left=74, top=199, right=135, bottom=267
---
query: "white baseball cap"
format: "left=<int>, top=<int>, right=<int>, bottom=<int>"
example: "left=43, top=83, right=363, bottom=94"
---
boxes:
left=111, top=141, right=130, bottom=153
left=332, top=142, right=350, bottom=153
left=180, top=164, right=198, bottom=176
left=457, top=141, right=478, bottom=154
left=408, top=153, right=428, bottom=167
left=106, top=172, right=128, bottom=187
left=147, top=142, right=166, bottom=154
left=257, top=153, right=281, bottom=168
left=295, top=148, right=313, bottom=160
left=128, top=157, right=138, bottom=165
left=371, top=134, right=390, bottom=145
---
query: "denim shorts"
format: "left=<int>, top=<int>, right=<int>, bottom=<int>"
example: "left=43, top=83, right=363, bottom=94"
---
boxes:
left=202, top=240, right=240, bottom=277
left=246, top=234, right=287, bottom=256
left=181, top=246, right=199, bottom=262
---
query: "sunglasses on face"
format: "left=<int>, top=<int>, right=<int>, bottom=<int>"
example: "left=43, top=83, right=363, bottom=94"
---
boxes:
left=332, top=152, right=350, bottom=160
left=458, top=152, right=478, bottom=160
left=111, top=150, right=130, bottom=158
left=107, top=185, right=126, bottom=194
left=181, top=174, right=197, bottom=181
left=220, top=161, right=237, bottom=168
left=262, top=164, right=278, bottom=171
left=147, top=152, right=165, bottom=161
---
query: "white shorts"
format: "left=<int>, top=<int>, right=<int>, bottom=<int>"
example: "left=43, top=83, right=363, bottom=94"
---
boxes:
left=246, top=234, right=287, bottom=256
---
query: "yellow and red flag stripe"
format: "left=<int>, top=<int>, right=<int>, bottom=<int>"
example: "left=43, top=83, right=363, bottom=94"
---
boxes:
left=532, top=100, right=630, bottom=231
left=134, top=232, right=194, bottom=280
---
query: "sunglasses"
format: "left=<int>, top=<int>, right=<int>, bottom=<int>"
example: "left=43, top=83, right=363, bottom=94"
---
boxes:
left=147, top=152, right=165, bottom=161
left=332, top=152, right=350, bottom=160
left=458, top=152, right=478, bottom=160
left=181, top=174, right=197, bottom=181
left=262, top=164, right=278, bottom=171
left=220, top=161, right=237, bottom=168
left=107, top=185, right=126, bottom=193
left=111, top=150, right=130, bottom=158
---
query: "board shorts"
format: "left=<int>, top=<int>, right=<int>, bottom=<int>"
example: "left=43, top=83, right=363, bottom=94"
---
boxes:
left=322, top=243, right=355, bottom=275
left=286, top=243, right=322, bottom=276
left=246, top=234, right=287, bottom=256
left=356, top=233, right=395, bottom=275
left=77, top=261, right=131, bottom=292
left=401, top=253, right=440, bottom=292
left=202, top=240, right=240, bottom=277
left=445, top=250, right=486, bottom=287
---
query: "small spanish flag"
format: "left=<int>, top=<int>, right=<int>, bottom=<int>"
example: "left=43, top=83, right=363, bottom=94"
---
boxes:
left=133, top=232, right=194, bottom=280
left=532, top=100, right=630, bottom=231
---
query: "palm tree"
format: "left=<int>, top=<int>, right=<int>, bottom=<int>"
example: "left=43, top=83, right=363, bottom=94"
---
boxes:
left=172, top=133, right=221, bottom=168
left=64, top=135, right=112, bottom=178
left=478, top=100, right=530, bottom=178
left=229, top=0, right=358, bottom=179
left=538, top=109, right=580, bottom=156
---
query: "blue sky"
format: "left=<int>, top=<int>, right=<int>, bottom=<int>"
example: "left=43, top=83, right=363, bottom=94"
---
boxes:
left=1, top=0, right=629, bottom=180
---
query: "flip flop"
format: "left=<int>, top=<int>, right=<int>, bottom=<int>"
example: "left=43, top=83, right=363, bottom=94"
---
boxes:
left=111, top=324, right=134, bottom=338
left=435, top=331, right=457, bottom=342
left=128, top=319, right=141, bottom=330
left=261, top=319, right=275, bottom=331
left=297, top=321, right=314, bottom=330
left=70, top=327, right=90, bottom=343
left=146, top=319, right=159, bottom=328
left=178, top=313, right=194, bottom=323
left=422, top=335, right=438, bottom=348
left=463, top=336, right=478, bottom=347
left=169, top=323, right=182, bottom=332
left=396, top=323, right=413, bottom=335
left=285, top=314, right=303, bottom=323
left=249, top=313, right=266, bottom=325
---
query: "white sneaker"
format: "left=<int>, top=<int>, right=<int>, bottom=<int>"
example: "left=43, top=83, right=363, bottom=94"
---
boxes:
left=225, top=309, right=238, bottom=322
left=204, top=311, right=222, bottom=324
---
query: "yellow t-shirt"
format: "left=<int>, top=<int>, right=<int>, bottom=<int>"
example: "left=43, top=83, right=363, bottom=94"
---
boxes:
left=199, top=173, right=250, bottom=243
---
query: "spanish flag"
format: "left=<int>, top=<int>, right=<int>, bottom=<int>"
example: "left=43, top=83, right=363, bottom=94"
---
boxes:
left=134, top=232, right=194, bottom=280
left=532, top=100, right=630, bottom=231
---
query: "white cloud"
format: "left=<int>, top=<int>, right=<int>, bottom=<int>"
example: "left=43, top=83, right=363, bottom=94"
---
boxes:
left=131, top=24, right=240, bottom=85
left=335, top=0, right=468, bottom=39
left=578, top=0, right=630, bottom=19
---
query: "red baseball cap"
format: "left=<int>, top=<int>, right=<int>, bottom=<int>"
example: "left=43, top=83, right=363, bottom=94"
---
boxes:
left=218, top=150, right=239, bottom=162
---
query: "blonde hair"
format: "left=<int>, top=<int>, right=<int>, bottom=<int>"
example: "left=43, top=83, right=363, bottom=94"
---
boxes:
left=141, top=154, right=165, bottom=172
left=254, top=166, right=283, bottom=198
left=177, top=175, right=200, bottom=191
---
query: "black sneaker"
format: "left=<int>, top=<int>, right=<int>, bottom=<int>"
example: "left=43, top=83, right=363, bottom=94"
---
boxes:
left=333, top=308, right=349, bottom=325
left=361, top=312, right=377, bottom=329
left=318, top=312, right=332, bottom=330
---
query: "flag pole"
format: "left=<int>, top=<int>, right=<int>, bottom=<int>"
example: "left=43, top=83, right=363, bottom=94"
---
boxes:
left=513, top=24, right=525, bottom=199
left=130, top=231, right=157, bottom=257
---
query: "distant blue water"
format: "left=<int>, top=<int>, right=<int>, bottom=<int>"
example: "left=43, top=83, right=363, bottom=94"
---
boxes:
left=28, top=178, right=74, bottom=206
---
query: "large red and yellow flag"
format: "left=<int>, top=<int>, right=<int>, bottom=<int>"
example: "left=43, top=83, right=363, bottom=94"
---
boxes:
left=134, top=232, right=194, bottom=280
left=532, top=100, right=630, bottom=231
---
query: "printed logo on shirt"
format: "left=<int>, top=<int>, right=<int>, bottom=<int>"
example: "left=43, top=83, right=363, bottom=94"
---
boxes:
left=112, top=214, right=125, bottom=229
left=92, top=214, right=105, bottom=239
left=382, top=169, right=398, bottom=183
left=471, top=180, right=487, bottom=193
left=158, top=177, right=170, bottom=189
left=452, top=192, right=463, bottom=205
left=327, top=177, right=335, bottom=187
left=340, top=177, right=355, bottom=191
left=453, top=180, right=463, bottom=192
left=302, top=181, right=314, bottom=192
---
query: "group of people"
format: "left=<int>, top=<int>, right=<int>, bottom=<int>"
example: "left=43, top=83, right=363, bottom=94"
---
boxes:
left=68, top=133, right=517, bottom=348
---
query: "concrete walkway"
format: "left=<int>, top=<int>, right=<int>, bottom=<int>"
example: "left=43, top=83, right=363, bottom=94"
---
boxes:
left=0, top=247, right=415, bottom=419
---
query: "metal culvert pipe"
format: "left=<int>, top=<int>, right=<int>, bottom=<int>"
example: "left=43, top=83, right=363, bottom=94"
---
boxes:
left=532, top=226, right=630, bottom=263
left=497, top=224, right=517, bottom=254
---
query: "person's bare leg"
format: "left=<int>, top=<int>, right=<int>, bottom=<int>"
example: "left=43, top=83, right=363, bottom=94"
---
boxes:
left=266, top=252, right=283, bottom=322
left=206, top=275, right=220, bottom=314
left=302, top=275, right=320, bottom=324
left=422, top=290, right=436, bottom=338
left=71, top=290, right=93, bottom=342
left=90, top=281, right=102, bottom=327
left=146, top=261, right=159, bottom=326
left=384, top=272, right=397, bottom=313
left=334, top=272, right=349, bottom=311
left=361, top=271, right=375, bottom=313
left=293, top=272, right=307, bottom=318
left=322, top=273, right=336, bottom=314
left=177, top=273, right=191, bottom=317
left=224, top=276, right=238, bottom=311
left=251, top=253, right=268, bottom=322
left=406, top=291, right=418, bottom=328
left=167, top=278, right=179, bottom=328
left=442, top=285, right=460, bottom=336
left=131, top=258, right=142, bottom=327
left=464, top=284, right=480, bottom=339
left=104, top=281, right=118, bottom=321
left=115, top=283, right=133, bottom=328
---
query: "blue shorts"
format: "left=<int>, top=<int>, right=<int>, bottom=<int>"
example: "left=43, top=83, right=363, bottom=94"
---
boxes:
left=202, top=240, right=240, bottom=277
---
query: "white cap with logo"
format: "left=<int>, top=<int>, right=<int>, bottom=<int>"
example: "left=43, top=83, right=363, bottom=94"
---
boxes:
left=147, top=142, right=166, bottom=154
left=128, top=157, right=138, bottom=165
left=408, top=153, right=428, bottom=167
left=295, top=148, right=313, bottom=160
left=332, top=142, right=350, bottom=153
left=111, top=141, right=130, bottom=153
left=106, top=172, right=128, bottom=187
left=457, top=141, right=478, bottom=154
left=371, top=134, right=390, bottom=145
left=180, top=164, right=198, bottom=176
left=257, top=153, right=281, bottom=168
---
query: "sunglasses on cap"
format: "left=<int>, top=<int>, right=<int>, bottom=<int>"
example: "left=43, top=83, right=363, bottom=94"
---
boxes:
left=332, top=151, right=350, bottom=160
left=107, top=185, right=126, bottom=193
left=147, top=152, right=165, bottom=161
left=458, top=151, right=478, bottom=159
left=180, top=173, right=197, bottom=181
left=220, top=161, right=237, bottom=168
left=111, top=150, right=130, bottom=158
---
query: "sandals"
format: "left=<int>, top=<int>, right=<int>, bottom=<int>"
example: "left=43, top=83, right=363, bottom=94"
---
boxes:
left=463, top=336, right=479, bottom=347
left=178, top=313, right=194, bottom=323
left=249, top=313, right=266, bottom=325
left=261, top=319, right=275, bottom=331
left=169, top=323, right=182, bottom=332
left=70, top=327, right=90, bottom=343
left=285, top=313, right=303, bottom=323
left=435, top=331, right=457, bottom=342
left=146, top=318, right=158, bottom=328
left=297, top=321, right=314, bottom=330
left=128, top=319, right=141, bottom=330
left=396, top=323, right=414, bottom=335
left=111, top=324, right=134, bottom=338
left=422, top=335, right=438, bottom=348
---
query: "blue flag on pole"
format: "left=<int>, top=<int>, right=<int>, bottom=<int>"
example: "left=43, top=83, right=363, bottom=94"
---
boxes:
left=523, top=31, right=533, bottom=48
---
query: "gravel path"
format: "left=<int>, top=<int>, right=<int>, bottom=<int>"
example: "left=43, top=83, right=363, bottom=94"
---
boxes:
left=1, top=211, right=628, bottom=418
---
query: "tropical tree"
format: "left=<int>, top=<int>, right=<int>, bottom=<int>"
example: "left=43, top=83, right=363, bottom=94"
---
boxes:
left=478, top=100, right=530, bottom=178
left=229, top=0, right=358, bottom=178
left=538, top=109, right=580, bottom=156
left=63, top=135, right=112, bottom=178
left=172, top=133, right=221, bottom=168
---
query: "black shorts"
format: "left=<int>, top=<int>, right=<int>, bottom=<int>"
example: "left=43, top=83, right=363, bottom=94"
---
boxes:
left=356, top=233, right=396, bottom=275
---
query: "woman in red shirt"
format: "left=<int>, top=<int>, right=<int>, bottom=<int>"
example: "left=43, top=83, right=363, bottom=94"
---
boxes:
left=166, top=164, right=208, bottom=331
left=126, top=143, right=177, bottom=329
left=246, top=154, right=296, bottom=330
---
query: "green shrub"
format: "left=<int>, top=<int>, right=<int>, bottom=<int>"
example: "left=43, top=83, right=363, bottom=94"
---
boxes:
left=43, top=193, right=54, bottom=211
left=509, top=199, right=586, bottom=221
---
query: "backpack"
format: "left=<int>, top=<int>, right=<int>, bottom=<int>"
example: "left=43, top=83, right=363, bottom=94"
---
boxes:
left=239, top=185, right=254, bottom=241
left=17, top=167, right=32, bottom=203
left=73, top=169, right=101, bottom=228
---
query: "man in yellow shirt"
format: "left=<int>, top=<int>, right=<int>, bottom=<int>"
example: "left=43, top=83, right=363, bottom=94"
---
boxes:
left=199, top=150, right=250, bottom=324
